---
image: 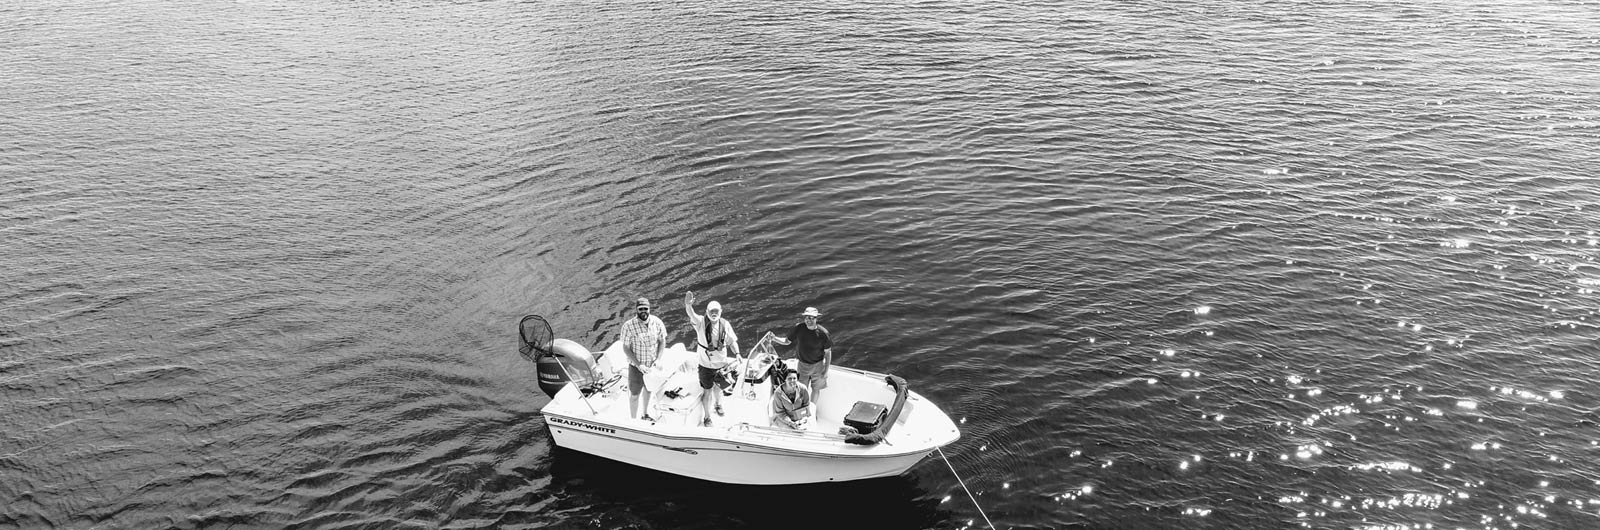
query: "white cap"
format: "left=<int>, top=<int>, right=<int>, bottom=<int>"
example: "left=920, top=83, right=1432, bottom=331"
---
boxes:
left=706, top=301, right=722, bottom=314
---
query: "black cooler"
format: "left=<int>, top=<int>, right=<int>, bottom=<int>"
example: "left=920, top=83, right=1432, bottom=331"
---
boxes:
left=843, top=401, right=889, bottom=434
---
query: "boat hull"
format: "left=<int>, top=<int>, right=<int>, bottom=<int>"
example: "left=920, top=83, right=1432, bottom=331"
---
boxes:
left=545, top=414, right=942, bottom=484
left=539, top=341, right=960, bottom=485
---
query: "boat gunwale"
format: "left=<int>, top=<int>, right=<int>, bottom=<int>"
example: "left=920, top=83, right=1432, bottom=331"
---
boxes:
left=541, top=401, right=958, bottom=459
left=544, top=409, right=953, bottom=461
left=542, top=339, right=958, bottom=458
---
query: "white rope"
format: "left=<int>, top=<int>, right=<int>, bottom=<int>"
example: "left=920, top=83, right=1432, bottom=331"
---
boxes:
left=936, top=446, right=997, bottom=530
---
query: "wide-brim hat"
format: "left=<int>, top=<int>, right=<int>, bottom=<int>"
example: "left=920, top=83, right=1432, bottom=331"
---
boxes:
left=801, top=307, right=821, bottom=317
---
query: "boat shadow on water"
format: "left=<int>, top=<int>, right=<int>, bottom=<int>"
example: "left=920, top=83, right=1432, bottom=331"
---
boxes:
left=546, top=446, right=956, bottom=530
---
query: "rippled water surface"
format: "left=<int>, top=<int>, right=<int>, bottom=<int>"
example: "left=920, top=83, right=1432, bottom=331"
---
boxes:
left=4, top=0, right=1600, bottom=528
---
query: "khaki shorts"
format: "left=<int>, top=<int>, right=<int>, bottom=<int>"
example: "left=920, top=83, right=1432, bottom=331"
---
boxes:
left=798, top=360, right=827, bottom=391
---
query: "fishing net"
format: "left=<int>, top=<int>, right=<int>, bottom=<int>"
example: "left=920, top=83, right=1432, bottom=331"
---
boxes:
left=518, top=315, right=554, bottom=363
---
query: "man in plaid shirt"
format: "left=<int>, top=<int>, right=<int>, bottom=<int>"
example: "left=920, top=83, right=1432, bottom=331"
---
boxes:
left=622, top=297, right=667, bottom=421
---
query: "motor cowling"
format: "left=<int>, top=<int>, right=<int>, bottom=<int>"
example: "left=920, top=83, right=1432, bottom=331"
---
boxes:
left=520, top=315, right=599, bottom=398
left=537, top=338, right=598, bottom=397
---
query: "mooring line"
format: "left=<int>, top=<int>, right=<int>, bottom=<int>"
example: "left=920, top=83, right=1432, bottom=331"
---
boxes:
left=936, top=446, right=996, bottom=530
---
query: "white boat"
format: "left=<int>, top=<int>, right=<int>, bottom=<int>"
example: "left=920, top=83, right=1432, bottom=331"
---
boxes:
left=520, top=315, right=961, bottom=485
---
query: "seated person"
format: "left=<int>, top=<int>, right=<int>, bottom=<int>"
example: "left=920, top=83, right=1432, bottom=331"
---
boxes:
left=771, top=369, right=812, bottom=430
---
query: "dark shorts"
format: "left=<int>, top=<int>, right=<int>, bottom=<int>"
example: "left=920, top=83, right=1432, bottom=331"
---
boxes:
left=697, top=365, right=716, bottom=389
left=698, top=365, right=734, bottom=390
left=629, top=364, right=645, bottom=394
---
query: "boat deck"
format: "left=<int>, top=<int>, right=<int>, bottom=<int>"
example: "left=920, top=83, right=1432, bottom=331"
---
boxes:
left=583, top=344, right=833, bottom=434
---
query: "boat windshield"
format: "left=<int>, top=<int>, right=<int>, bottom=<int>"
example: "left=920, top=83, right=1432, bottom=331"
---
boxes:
left=749, top=332, right=778, bottom=359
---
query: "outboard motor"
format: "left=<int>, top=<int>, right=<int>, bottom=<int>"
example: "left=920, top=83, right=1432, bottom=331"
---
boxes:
left=519, top=315, right=598, bottom=398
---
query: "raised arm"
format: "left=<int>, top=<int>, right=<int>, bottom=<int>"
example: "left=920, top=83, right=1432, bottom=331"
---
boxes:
left=683, top=291, right=700, bottom=324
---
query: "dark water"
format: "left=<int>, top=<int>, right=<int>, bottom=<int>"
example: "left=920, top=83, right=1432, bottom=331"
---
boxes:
left=5, top=0, right=1600, bottom=528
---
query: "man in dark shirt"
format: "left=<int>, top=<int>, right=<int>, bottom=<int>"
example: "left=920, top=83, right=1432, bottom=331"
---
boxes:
left=772, top=307, right=833, bottom=404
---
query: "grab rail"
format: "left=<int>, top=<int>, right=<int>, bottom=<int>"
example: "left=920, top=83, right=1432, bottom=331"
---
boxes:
left=740, top=422, right=848, bottom=442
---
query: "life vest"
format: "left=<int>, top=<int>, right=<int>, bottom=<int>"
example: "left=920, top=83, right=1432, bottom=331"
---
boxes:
left=699, top=317, right=729, bottom=351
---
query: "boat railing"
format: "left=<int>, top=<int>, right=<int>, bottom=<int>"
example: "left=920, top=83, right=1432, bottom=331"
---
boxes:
left=738, top=422, right=848, bottom=442
left=831, top=364, right=889, bottom=380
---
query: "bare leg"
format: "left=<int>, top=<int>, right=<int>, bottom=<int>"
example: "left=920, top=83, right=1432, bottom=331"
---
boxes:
left=700, top=389, right=715, bottom=425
